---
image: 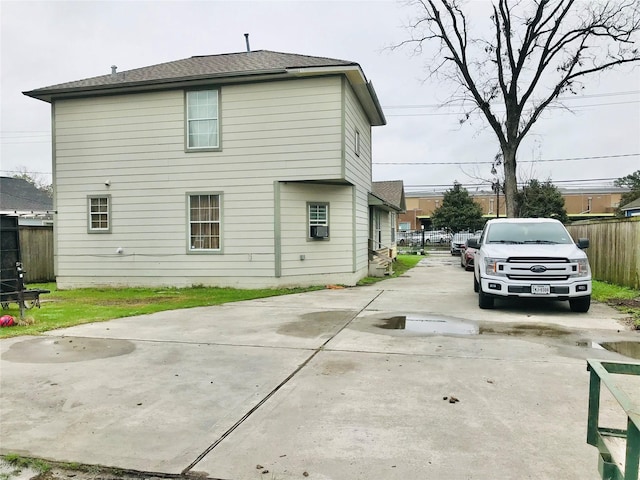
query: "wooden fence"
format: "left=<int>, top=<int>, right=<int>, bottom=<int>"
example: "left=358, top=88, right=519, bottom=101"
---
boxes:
left=19, top=225, right=55, bottom=283
left=566, top=217, right=640, bottom=290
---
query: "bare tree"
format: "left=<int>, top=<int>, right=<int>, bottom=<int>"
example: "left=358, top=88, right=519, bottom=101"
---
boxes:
left=395, top=0, right=640, bottom=217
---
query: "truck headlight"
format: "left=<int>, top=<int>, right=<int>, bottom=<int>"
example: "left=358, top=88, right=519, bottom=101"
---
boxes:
left=484, top=257, right=507, bottom=276
left=572, top=258, right=590, bottom=277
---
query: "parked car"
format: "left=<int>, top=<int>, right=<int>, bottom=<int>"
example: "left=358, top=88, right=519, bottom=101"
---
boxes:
left=427, top=230, right=452, bottom=243
left=450, top=232, right=475, bottom=255
left=460, top=237, right=479, bottom=271
left=470, top=218, right=592, bottom=312
left=397, top=229, right=452, bottom=246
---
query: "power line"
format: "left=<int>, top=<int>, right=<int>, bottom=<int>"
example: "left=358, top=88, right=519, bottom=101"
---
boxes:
left=382, top=90, right=640, bottom=109
left=374, top=153, right=639, bottom=165
left=385, top=100, right=640, bottom=117
left=404, top=177, right=623, bottom=190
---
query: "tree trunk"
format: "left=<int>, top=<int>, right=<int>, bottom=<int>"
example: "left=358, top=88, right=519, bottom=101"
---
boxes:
left=502, top=147, right=519, bottom=217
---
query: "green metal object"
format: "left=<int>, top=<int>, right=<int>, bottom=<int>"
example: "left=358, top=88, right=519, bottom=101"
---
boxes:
left=587, top=359, right=640, bottom=480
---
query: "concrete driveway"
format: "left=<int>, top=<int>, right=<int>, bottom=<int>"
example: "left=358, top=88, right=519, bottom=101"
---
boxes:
left=1, top=252, right=638, bottom=480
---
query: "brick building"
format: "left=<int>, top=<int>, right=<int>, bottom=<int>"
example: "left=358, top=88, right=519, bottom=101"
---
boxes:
left=398, top=187, right=626, bottom=230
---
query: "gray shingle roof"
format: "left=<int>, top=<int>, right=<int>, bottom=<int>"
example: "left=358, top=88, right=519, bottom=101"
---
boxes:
left=0, top=177, right=53, bottom=212
left=620, top=196, right=640, bottom=211
left=372, top=180, right=406, bottom=212
left=25, top=50, right=358, bottom=97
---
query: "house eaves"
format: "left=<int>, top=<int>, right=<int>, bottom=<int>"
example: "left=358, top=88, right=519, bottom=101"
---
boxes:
left=23, top=68, right=290, bottom=102
left=287, top=65, right=385, bottom=126
left=23, top=50, right=386, bottom=126
left=371, top=180, right=406, bottom=212
left=621, top=197, right=640, bottom=211
left=368, top=192, right=403, bottom=212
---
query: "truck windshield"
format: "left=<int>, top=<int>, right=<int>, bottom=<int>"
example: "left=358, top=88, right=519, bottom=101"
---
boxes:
left=486, top=222, right=573, bottom=245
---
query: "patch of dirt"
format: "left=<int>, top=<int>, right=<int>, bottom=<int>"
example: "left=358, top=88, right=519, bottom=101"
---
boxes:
left=605, top=298, right=640, bottom=330
left=12, top=464, right=180, bottom=480
left=607, top=298, right=640, bottom=308
left=90, top=299, right=155, bottom=307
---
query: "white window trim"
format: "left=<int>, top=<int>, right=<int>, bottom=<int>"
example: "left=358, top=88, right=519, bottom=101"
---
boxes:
left=87, top=195, right=111, bottom=234
left=185, top=89, right=220, bottom=151
left=187, top=192, right=223, bottom=253
left=308, top=202, right=329, bottom=240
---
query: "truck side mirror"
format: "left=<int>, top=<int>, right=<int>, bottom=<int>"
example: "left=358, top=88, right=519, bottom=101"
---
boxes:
left=577, top=238, right=589, bottom=249
left=467, top=238, right=480, bottom=249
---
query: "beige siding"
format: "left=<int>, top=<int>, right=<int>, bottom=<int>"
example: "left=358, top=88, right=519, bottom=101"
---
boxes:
left=343, top=81, right=373, bottom=272
left=53, top=77, right=355, bottom=288
left=279, top=183, right=364, bottom=283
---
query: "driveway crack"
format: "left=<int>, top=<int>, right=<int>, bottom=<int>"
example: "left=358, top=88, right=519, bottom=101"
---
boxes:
left=181, top=290, right=384, bottom=474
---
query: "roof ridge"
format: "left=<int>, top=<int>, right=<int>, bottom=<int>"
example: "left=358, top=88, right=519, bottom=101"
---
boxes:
left=191, top=49, right=356, bottom=64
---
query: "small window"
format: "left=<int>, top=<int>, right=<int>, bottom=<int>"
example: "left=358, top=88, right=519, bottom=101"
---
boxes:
left=355, top=130, right=361, bottom=157
left=189, top=194, right=221, bottom=251
left=186, top=90, right=219, bottom=150
left=88, top=195, right=111, bottom=233
left=308, top=203, right=329, bottom=239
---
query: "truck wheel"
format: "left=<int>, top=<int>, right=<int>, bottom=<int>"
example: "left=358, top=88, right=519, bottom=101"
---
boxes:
left=569, top=295, right=591, bottom=313
left=478, top=285, right=494, bottom=309
left=473, top=275, right=479, bottom=293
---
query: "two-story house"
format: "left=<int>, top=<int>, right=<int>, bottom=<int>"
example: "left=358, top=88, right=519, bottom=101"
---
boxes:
left=24, top=50, right=387, bottom=288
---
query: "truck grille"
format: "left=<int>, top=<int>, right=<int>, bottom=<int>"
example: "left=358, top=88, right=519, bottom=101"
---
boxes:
left=500, top=257, right=575, bottom=281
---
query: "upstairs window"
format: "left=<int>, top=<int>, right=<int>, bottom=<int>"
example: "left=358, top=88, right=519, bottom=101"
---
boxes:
left=88, top=195, right=111, bottom=233
left=308, top=203, right=329, bottom=239
left=186, top=90, right=219, bottom=150
left=189, top=194, right=221, bottom=251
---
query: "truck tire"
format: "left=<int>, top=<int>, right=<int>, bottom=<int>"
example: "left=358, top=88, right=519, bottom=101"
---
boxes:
left=569, top=295, right=591, bottom=313
left=473, top=275, right=479, bottom=293
left=478, top=285, right=494, bottom=309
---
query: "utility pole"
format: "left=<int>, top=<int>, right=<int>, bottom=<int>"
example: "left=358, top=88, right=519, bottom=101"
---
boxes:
left=490, top=165, right=501, bottom=218
left=492, top=180, right=500, bottom=218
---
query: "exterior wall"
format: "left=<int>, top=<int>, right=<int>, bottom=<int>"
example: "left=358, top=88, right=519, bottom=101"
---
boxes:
left=52, top=76, right=370, bottom=288
left=563, top=192, right=621, bottom=214
left=343, top=79, right=373, bottom=274
left=278, top=183, right=366, bottom=285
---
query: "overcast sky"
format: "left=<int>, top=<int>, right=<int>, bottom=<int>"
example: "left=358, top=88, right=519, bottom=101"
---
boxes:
left=1, top=0, right=639, bottom=193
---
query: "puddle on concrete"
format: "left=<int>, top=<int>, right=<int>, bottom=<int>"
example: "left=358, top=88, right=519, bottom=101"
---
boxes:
left=480, top=323, right=573, bottom=337
left=2, top=337, right=135, bottom=364
left=600, top=341, right=640, bottom=360
left=377, top=315, right=479, bottom=335
left=277, top=310, right=357, bottom=338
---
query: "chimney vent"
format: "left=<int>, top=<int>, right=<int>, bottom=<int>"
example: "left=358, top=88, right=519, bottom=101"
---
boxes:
left=244, top=33, right=251, bottom=53
left=111, top=65, right=117, bottom=77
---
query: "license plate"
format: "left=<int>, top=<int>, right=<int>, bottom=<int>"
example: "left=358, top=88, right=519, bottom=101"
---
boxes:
left=531, top=285, right=550, bottom=295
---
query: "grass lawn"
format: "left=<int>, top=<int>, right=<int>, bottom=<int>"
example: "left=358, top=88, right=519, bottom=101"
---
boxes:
left=0, top=255, right=423, bottom=338
left=0, top=284, right=323, bottom=338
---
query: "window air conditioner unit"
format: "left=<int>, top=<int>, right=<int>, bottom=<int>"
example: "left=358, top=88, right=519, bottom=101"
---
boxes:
left=310, top=225, right=329, bottom=238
